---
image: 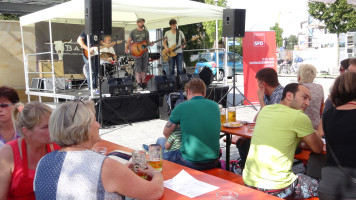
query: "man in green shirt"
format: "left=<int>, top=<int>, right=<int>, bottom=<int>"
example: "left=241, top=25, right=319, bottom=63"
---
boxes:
left=243, top=83, right=324, bottom=199
left=162, top=78, right=221, bottom=171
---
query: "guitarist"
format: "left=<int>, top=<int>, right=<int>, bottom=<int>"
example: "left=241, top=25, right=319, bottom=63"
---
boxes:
left=100, top=35, right=117, bottom=63
left=163, top=19, right=186, bottom=76
left=125, top=18, right=151, bottom=90
left=77, top=31, right=99, bottom=90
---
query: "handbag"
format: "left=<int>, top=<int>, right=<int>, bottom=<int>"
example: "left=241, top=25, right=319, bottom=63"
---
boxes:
left=326, top=138, right=356, bottom=183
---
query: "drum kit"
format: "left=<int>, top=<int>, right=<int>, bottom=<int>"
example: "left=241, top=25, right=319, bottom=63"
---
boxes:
left=100, top=52, right=134, bottom=78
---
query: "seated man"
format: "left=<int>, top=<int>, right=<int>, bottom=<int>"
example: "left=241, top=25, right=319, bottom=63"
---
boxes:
left=162, top=78, right=221, bottom=171
left=237, top=67, right=284, bottom=170
left=243, top=83, right=324, bottom=199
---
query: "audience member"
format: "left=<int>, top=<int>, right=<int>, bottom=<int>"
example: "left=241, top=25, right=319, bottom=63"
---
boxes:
left=162, top=78, right=221, bottom=170
left=297, top=64, right=326, bottom=180
left=0, top=86, right=20, bottom=149
left=347, top=58, right=356, bottom=72
left=256, top=67, right=284, bottom=108
left=0, top=102, right=60, bottom=199
left=243, top=83, right=324, bottom=199
left=34, top=100, right=163, bottom=200
left=236, top=67, right=284, bottom=170
left=322, top=58, right=350, bottom=116
left=297, top=64, right=324, bottom=129
left=143, top=127, right=182, bottom=154
left=318, top=72, right=356, bottom=200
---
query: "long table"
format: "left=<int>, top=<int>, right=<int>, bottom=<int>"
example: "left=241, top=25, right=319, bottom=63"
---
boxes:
left=94, top=140, right=281, bottom=200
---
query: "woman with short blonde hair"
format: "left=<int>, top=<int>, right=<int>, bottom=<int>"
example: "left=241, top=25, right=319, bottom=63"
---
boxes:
left=0, top=101, right=60, bottom=200
left=297, top=64, right=317, bottom=83
left=34, top=100, right=163, bottom=200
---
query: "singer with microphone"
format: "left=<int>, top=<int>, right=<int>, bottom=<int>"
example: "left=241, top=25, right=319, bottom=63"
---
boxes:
left=125, top=18, right=152, bottom=90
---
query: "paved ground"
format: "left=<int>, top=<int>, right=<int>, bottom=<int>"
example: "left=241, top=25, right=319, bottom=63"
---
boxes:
left=99, top=74, right=335, bottom=174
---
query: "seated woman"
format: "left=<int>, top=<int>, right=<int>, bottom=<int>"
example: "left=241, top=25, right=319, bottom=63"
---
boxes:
left=34, top=100, right=163, bottom=200
left=297, top=64, right=324, bottom=130
left=319, top=72, right=356, bottom=200
left=0, top=86, right=21, bottom=148
left=0, top=101, right=60, bottom=199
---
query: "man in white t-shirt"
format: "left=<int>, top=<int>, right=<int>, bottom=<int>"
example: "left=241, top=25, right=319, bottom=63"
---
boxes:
left=163, top=19, right=186, bottom=76
left=100, top=35, right=117, bottom=62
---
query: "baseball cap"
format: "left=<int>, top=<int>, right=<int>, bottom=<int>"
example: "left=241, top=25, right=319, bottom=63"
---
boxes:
left=136, top=18, right=145, bottom=23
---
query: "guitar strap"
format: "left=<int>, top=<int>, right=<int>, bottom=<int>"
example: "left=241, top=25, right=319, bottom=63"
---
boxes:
left=176, top=28, right=179, bottom=45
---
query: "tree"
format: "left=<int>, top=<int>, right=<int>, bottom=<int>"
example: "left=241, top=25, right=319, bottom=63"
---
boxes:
left=202, top=0, right=227, bottom=49
left=270, top=23, right=283, bottom=48
left=284, top=35, right=298, bottom=50
left=0, top=14, right=19, bottom=21
left=308, top=0, right=356, bottom=35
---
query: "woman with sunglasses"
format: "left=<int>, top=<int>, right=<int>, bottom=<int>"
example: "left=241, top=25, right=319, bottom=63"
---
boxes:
left=0, top=86, right=21, bottom=149
left=0, top=101, right=60, bottom=200
left=33, top=101, right=163, bottom=200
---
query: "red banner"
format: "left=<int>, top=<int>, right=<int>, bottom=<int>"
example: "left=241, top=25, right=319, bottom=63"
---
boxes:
left=242, top=31, right=277, bottom=105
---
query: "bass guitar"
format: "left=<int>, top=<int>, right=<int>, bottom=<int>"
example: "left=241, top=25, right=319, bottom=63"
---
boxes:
left=162, top=35, right=199, bottom=62
left=129, top=37, right=167, bottom=58
left=83, top=40, right=123, bottom=59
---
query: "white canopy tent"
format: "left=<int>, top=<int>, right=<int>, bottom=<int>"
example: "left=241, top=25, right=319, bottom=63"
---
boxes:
left=20, top=0, right=224, bottom=29
left=19, top=0, right=224, bottom=100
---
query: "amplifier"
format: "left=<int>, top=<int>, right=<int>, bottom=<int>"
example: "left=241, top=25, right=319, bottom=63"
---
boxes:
left=147, top=75, right=176, bottom=92
left=41, top=77, right=66, bottom=91
left=102, top=77, right=133, bottom=96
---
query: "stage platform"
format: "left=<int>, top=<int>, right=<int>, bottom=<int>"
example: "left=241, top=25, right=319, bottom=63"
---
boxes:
left=25, top=84, right=229, bottom=125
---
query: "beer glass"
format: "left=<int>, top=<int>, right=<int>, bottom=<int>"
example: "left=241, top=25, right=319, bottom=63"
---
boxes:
left=148, top=144, right=163, bottom=172
left=220, top=108, right=227, bottom=124
left=216, top=190, right=238, bottom=200
left=227, top=107, right=236, bottom=122
left=132, top=150, right=148, bottom=179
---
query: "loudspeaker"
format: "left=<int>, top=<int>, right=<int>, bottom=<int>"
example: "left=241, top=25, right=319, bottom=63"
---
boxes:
left=178, top=74, right=189, bottom=90
left=85, top=0, right=102, bottom=35
left=102, top=77, right=133, bottom=95
left=148, top=75, right=176, bottom=92
left=222, top=9, right=246, bottom=37
left=102, top=0, right=112, bottom=35
left=199, top=67, right=214, bottom=86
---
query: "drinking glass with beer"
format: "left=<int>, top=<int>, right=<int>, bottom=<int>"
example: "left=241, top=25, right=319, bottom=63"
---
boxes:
left=132, top=150, right=148, bottom=179
left=220, top=108, right=227, bottom=124
left=148, top=144, right=163, bottom=172
left=228, top=107, right=236, bottom=122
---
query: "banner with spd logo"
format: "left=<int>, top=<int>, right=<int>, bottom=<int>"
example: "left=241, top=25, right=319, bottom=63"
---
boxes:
left=242, top=31, right=277, bottom=105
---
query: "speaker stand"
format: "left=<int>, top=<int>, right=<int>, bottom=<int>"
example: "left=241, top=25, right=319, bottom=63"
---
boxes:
left=218, top=37, right=257, bottom=110
left=92, top=34, right=131, bottom=128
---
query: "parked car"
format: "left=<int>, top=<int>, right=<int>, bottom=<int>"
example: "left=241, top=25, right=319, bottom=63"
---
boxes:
left=194, top=52, right=243, bottom=81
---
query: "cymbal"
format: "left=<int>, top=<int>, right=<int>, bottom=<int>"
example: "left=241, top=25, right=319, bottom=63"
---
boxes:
left=100, top=52, right=114, bottom=58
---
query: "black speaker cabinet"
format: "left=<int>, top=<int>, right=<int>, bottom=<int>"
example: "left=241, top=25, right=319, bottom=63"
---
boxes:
left=148, top=75, right=176, bottom=92
left=85, top=0, right=102, bottom=35
left=222, top=9, right=246, bottom=37
left=102, top=0, right=112, bottom=35
left=102, top=77, right=133, bottom=96
left=178, top=74, right=189, bottom=90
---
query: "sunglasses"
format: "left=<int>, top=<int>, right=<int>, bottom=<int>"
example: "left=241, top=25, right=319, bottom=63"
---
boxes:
left=0, top=103, right=15, bottom=109
left=72, top=100, right=84, bottom=121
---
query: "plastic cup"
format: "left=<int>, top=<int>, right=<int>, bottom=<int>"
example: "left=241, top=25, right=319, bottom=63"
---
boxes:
left=216, top=190, right=238, bottom=200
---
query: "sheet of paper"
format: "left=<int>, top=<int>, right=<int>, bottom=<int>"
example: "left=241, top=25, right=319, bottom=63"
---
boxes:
left=164, top=169, right=219, bottom=198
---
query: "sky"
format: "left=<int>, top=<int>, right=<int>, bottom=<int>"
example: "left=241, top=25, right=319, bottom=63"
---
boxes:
left=227, top=0, right=310, bottom=38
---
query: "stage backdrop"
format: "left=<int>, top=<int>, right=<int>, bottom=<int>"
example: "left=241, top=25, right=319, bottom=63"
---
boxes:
left=35, top=22, right=125, bottom=76
left=242, top=31, right=277, bottom=105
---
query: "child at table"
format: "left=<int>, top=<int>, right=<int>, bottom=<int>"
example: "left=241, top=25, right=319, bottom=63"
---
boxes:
left=143, top=126, right=182, bottom=153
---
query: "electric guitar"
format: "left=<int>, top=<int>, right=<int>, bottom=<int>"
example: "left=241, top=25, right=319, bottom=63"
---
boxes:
left=83, top=40, right=123, bottom=59
left=129, top=37, right=167, bottom=58
left=162, top=35, right=200, bottom=62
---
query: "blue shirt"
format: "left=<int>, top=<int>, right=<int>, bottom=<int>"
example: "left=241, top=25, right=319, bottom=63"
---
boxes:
left=264, top=84, right=284, bottom=105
